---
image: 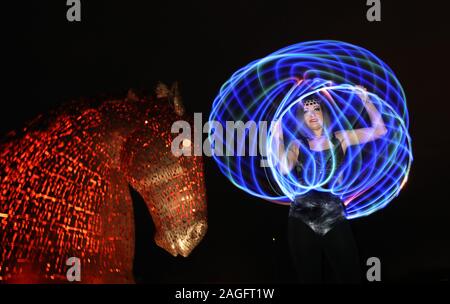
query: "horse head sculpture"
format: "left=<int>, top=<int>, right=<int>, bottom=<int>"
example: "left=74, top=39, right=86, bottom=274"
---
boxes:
left=0, top=82, right=208, bottom=283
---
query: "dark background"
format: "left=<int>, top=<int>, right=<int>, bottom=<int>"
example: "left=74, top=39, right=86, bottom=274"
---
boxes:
left=3, top=0, right=450, bottom=283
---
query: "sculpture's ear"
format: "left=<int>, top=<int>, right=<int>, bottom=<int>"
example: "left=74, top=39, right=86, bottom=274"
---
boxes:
left=170, top=81, right=178, bottom=94
left=155, top=81, right=171, bottom=99
left=126, top=88, right=139, bottom=101
left=170, top=81, right=185, bottom=116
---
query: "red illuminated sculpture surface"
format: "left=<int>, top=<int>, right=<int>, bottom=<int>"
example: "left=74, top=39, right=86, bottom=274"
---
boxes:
left=0, top=83, right=208, bottom=283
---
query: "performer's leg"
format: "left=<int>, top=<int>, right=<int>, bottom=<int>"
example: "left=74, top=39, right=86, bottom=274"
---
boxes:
left=322, top=220, right=361, bottom=283
left=287, top=217, right=323, bottom=283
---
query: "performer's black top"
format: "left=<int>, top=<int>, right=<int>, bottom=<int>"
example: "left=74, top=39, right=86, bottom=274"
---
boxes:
left=288, top=134, right=347, bottom=236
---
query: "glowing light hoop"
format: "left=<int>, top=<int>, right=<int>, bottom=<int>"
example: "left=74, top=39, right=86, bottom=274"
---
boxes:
left=209, top=40, right=412, bottom=219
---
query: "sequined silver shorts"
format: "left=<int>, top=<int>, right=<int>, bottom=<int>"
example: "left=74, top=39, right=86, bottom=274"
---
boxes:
left=288, top=191, right=347, bottom=236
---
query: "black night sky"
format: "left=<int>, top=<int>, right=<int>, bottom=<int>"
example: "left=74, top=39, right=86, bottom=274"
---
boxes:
left=3, top=0, right=450, bottom=283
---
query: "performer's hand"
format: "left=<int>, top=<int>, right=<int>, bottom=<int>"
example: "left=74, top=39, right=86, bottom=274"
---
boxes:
left=355, top=85, right=369, bottom=103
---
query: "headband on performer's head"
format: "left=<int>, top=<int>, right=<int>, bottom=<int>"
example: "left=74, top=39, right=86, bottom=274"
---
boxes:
left=300, top=96, right=321, bottom=108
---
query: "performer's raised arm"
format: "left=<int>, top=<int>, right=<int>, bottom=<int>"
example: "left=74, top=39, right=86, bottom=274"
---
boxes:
left=335, top=85, right=388, bottom=151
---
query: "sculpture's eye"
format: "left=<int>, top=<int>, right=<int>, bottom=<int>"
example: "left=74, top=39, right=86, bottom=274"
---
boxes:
left=180, top=138, right=192, bottom=155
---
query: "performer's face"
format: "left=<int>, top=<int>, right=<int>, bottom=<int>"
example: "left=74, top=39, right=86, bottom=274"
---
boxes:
left=303, top=102, right=324, bottom=131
